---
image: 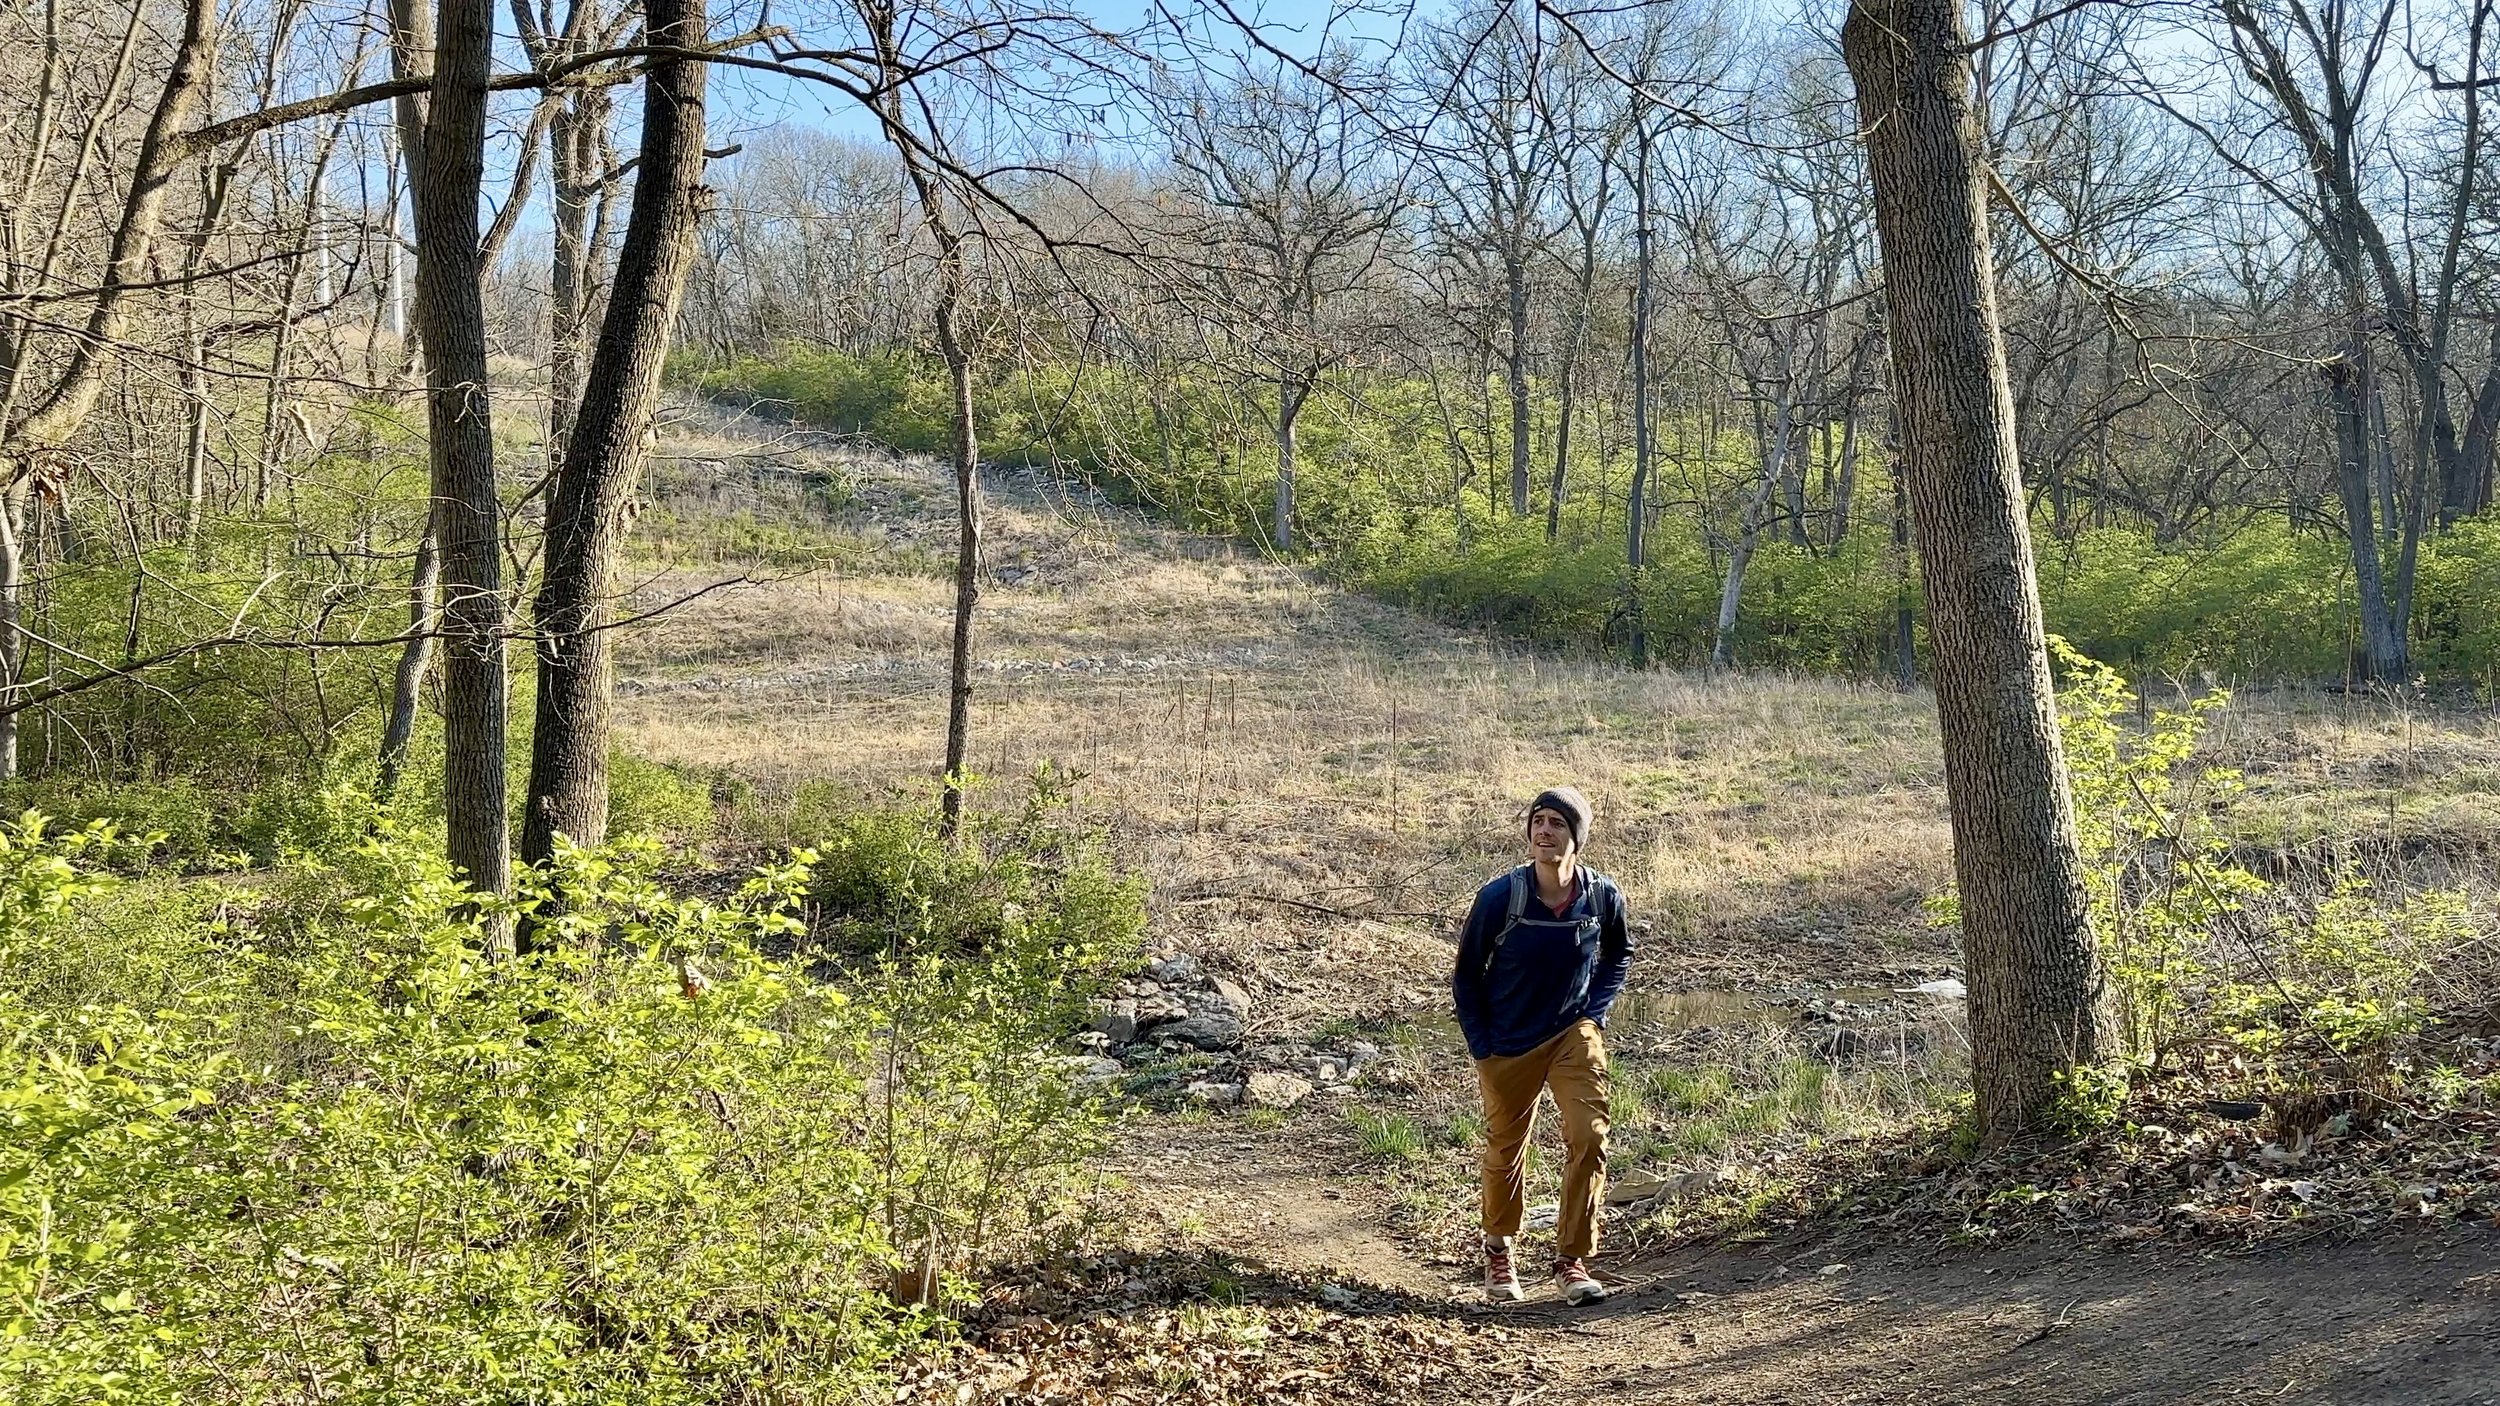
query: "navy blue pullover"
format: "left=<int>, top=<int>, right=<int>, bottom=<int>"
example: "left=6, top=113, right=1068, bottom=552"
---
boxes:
left=1450, top=865, right=1636, bottom=1060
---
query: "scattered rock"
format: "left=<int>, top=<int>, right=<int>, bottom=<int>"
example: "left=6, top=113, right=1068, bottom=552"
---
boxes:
left=1608, top=1168, right=1723, bottom=1206
left=1348, top=1040, right=1381, bottom=1065
left=1522, top=1202, right=1560, bottom=1232
left=1056, top=1055, right=1125, bottom=1083
left=1245, top=1072, right=1315, bottom=1109
left=1894, top=977, right=1967, bottom=999
left=1311, top=1056, right=1346, bottom=1083
left=1160, top=1010, right=1245, bottom=1051
left=1135, top=993, right=1189, bottom=1029
left=1184, top=1080, right=1242, bottom=1106
left=1090, top=999, right=1139, bottom=1045
left=1208, top=975, right=1255, bottom=1022
left=1149, top=954, right=1203, bottom=985
left=1315, top=1283, right=1360, bottom=1309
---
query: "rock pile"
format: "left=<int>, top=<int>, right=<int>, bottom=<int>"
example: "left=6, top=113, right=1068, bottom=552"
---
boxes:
left=1090, top=952, right=1252, bottom=1053
left=1077, top=952, right=1400, bottom=1110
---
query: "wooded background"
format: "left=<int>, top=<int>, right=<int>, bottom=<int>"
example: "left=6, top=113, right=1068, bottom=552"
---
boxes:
left=2, top=0, right=2494, bottom=842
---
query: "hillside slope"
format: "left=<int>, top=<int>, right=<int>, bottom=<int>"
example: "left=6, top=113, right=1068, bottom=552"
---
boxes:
left=616, top=406, right=2500, bottom=1405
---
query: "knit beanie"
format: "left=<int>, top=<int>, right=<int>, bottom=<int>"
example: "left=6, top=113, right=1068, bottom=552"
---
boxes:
left=1527, top=786, right=1592, bottom=850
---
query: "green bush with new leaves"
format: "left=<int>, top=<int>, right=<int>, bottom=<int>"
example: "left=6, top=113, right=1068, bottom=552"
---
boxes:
left=1967, top=644, right=2479, bottom=1131
left=3, top=781, right=1140, bottom=1404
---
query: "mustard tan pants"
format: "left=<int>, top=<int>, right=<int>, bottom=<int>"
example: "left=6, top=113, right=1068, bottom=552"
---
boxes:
left=1474, top=1018, right=1610, bottom=1259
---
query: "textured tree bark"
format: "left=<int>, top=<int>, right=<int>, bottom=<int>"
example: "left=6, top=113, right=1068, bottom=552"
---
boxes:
left=411, top=0, right=511, bottom=941
left=1844, top=0, right=2108, bottom=1136
left=522, top=0, right=711, bottom=883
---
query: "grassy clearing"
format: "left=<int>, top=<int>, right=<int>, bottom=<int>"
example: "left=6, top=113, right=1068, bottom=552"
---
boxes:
left=621, top=409, right=2500, bottom=1030
left=623, top=407, right=2500, bottom=1256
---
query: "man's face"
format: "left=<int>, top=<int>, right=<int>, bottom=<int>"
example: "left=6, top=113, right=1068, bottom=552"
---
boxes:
left=1528, top=807, right=1576, bottom=864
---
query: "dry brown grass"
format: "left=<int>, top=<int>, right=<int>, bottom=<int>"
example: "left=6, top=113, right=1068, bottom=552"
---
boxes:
left=614, top=411, right=2500, bottom=1031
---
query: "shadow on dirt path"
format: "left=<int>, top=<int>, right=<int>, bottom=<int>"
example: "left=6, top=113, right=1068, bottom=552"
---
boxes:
left=1116, top=1118, right=2500, bottom=1405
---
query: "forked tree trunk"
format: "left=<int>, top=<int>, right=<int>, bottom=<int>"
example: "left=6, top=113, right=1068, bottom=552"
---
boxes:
left=411, top=0, right=511, bottom=939
left=1844, top=0, right=2108, bottom=1136
left=521, top=0, right=711, bottom=884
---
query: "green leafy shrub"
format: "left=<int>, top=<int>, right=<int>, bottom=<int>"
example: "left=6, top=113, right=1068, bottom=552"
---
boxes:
left=2, top=794, right=1124, bottom=1403
left=683, top=347, right=2500, bottom=682
left=2051, top=638, right=2265, bottom=1065
left=1991, top=645, right=2484, bottom=1116
left=606, top=751, right=719, bottom=848
left=2211, top=880, right=2464, bottom=1063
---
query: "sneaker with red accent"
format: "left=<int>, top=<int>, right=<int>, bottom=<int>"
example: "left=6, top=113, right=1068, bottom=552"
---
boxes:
left=1553, top=1257, right=1606, bottom=1306
left=1484, top=1239, right=1524, bottom=1302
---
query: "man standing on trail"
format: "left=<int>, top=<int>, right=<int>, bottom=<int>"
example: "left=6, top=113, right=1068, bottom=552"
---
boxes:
left=1452, top=786, right=1635, bottom=1306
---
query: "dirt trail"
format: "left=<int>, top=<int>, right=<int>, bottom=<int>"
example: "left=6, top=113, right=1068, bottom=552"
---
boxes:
left=637, top=415, right=2500, bottom=1404
left=1118, top=1119, right=2500, bottom=1405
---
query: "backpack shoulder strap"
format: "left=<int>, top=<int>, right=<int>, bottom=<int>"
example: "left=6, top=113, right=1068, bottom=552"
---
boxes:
left=1482, top=866, right=1531, bottom=975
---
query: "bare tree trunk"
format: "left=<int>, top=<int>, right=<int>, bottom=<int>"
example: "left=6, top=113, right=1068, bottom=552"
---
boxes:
left=411, top=0, right=511, bottom=939
left=1833, top=329, right=1875, bottom=546
left=522, top=0, right=711, bottom=877
left=547, top=99, right=603, bottom=463
left=2460, top=318, right=2500, bottom=519
left=2325, top=352, right=2407, bottom=681
left=934, top=276, right=980, bottom=842
left=1845, top=0, right=2108, bottom=1137
left=376, top=524, right=441, bottom=802
left=1892, top=461, right=1915, bottom=688
left=1506, top=253, right=1531, bottom=518
left=1833, top=393, right=1861, bottom=546
left=1782, top=421, right=1809, bottom=547
left=1274, top=378, right=1303, bottom=554
left=1626, top=106, right=1654, bottom=671
left=0, top=482, right=25, bottom=780
left=1710, top=394, right=1795, bottom=671
left=181, top=311, right=210, bottom=545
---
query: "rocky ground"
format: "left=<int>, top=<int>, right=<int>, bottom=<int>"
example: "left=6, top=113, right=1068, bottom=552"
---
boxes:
left=626, top=406, right=2500, bottom=1403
